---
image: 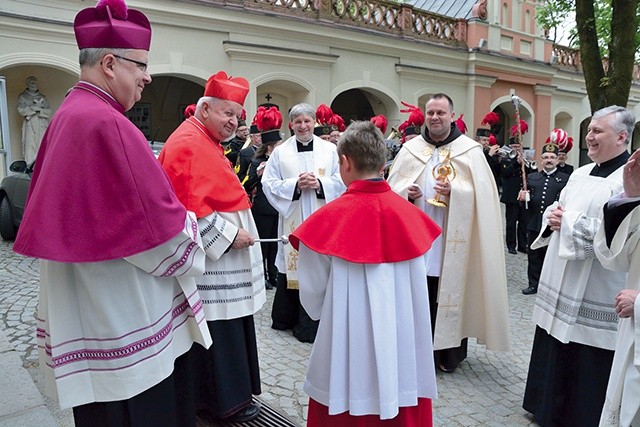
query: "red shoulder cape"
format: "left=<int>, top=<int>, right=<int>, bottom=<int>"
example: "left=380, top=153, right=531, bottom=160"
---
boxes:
left=159, top=117, right=251, bottom=218
left=290, top=180, right=441, bottom=263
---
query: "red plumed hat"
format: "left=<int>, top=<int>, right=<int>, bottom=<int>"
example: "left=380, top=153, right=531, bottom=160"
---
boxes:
left=329, top=113, right=345, bottom=132
left=398, top=102, right=424, bottom=142
left=399, top=102, right=424, bottom=127
left=316, top=104, right=333, bottom=125
left=545, top=128, right=571, bottom=151
left=183, top=103, right=196, bottom=119
left=255, top=106, right=282, bottom=143
left=481, top=112, right=500, bottom=126
left=510, top=119, right=529, bottom=137
left=488, top=134, right=498, bottom=146
left=370, top=115, right=388, bottom=134
left=559, top=137, right=573, bottom=153
left=455, top=114, right=467, bottom=134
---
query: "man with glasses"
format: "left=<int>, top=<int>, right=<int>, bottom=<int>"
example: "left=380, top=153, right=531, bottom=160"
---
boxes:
left=13, top=0, right=212, bottom=425
left=517, top=142, right=569, bottom=295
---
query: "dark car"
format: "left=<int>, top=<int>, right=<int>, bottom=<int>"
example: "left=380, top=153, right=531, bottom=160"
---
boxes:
left=0, top=160, right=32, bottom=241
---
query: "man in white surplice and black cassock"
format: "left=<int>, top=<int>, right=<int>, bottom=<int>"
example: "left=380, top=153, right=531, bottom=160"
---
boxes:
left=523, top=106, right=634, bottom=427
left=262, top=103, right=345, bottom=343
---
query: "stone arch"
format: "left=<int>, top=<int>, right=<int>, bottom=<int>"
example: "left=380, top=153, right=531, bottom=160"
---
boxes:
left=552, top=110, right=573, bottom=136
left=0, top=53, right=79, bottom=75
left=138, top=74, right=206, bottom=142
left=251, top=73, right=315, bottom=123
left=330, top=81, right=400, bottom=128
left=577, top=116, right=594, bottom=166
left=490, top=95, right=534, bottom=147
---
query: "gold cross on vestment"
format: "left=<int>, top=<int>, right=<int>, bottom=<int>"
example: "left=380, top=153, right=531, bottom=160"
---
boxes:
left=447, top=229, right=467, bottom=254
left=438, top=294, right=457, bottom=319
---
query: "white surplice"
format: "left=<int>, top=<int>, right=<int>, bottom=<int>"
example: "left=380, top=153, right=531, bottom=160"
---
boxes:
left=595, top=202, right=640, bottom=427
left=261, top=135, right=345, bottom=282
left=532, top=164, right=627, bottom=349
left=195, top=209, right=266, bottom=320
left=297, top=243, right=437, bottom=420
left=38, top=213, right=211, bottom=409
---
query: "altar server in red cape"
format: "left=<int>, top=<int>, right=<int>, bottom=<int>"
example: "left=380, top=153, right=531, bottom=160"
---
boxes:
left=290, top=121, right=441, bottom=426
left=13, top=0, right=212, bottom=425
left=159, top=71, right=265, bottom=423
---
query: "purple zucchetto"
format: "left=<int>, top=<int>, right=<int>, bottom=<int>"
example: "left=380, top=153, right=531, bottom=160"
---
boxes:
left=74, top=0, right=151, bottom=50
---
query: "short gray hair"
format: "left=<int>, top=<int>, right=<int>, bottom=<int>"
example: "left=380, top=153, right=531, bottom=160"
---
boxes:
left=289, top=103, right=315, bottom=122
left=592, top=105, right=636, bottom=144
left=196, top=96, right=222, bottom=111
left=79, top=48, right=130, bottom=66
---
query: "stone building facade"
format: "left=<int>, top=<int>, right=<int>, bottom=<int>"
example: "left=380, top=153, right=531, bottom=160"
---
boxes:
left=1, top=0, right=639, bottom=177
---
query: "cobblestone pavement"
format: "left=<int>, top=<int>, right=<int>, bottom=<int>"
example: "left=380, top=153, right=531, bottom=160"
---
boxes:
left=0, top=238, right=537, bottom=426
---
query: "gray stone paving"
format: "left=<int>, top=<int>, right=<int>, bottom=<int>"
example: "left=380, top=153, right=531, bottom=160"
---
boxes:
left=0, top=236, right=538, bottom=426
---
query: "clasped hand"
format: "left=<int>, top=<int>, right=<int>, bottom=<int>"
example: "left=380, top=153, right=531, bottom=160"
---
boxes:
left=547, top=205, right=564, bottom=231
left=298, top=172, right=319, bottom=190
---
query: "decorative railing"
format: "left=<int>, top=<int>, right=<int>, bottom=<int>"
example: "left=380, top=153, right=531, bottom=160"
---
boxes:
left=554, top=44, right=640, bottom=82
left=190, top=0, right=466, bottom=47
left=552, top=44, right=580, bottom=69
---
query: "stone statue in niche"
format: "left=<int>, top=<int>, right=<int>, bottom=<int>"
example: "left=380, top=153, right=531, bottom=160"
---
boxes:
left=17, top=76, right=51, bottom=163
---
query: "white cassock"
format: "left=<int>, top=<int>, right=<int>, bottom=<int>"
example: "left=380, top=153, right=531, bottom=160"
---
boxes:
left=595, top=196, right=640, bottom=427
left=38, top=213, right=211, bottom=409
left=297, top=244, right=438, bottom=420
left=261, top=135, right=345, bottom=286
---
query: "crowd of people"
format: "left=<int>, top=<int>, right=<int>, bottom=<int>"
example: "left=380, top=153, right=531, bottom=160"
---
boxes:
left=11, top=0, right=640, bottom=426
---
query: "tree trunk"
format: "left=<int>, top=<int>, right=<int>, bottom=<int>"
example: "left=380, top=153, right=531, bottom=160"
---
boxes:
left=606, top=0, right=638, bottom=108
left=576, top=0, right=638, bottom=113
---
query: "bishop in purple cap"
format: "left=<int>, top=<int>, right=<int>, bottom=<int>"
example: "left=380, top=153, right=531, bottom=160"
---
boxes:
left=13, top=0, right=213, bottom=425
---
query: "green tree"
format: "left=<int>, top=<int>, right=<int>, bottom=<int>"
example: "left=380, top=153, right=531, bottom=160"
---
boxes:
left=536, top=0, right=639, bottom=112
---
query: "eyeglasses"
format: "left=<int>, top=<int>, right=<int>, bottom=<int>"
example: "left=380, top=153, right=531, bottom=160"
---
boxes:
left=113, top=55, right=148, bottom=72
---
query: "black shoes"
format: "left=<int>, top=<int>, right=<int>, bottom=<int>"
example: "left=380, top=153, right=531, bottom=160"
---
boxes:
left=438, top=363, right=456, bottom=373
left=518, top=247, right=528, bottom=254
left=522, top=286, right=537, bottom=295
left=508, top=248, right=517, bottom=254
left=224, top=403, right=261, bottom=423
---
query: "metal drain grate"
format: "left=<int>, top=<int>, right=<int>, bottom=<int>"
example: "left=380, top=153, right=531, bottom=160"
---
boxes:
left=196, top=397, right=301, bottom=427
